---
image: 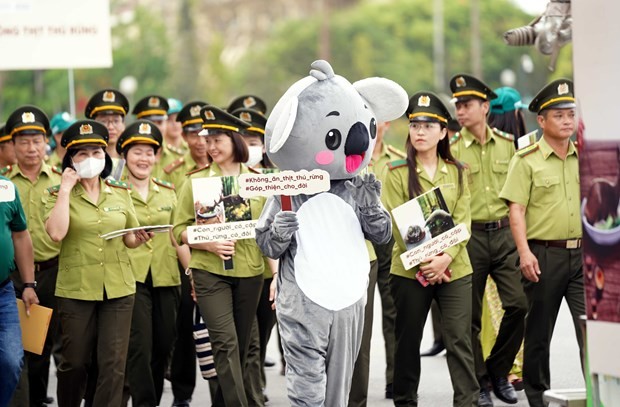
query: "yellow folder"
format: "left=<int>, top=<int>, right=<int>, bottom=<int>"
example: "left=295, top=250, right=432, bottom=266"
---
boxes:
left=16, top=299, right=53, bottom=355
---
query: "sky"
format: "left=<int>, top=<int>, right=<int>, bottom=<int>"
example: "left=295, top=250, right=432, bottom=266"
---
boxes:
left=512, top=0, right=546, bottom=15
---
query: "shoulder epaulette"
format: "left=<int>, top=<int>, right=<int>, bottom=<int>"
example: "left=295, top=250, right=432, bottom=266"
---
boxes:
left=47, top=184, right=60, bottom=196
left=492, top=127, right=515, bottom=142
left=387, top=159, right=407, bottom=171
left=152, top=177, right=175, bottom=190
left=163, top=157, right=185, bottom=175
left=186, top=164, right=210, bottom=176
left=247, top=166, right=262, bottom=174
left=387, top=144, right=406, bottom=159
left=167, top=144, right=186, bottom=155
left=516, top=143, right=539, bottom=158
left=449, top=132, right=462, bottom=145
left=0, top=165, right=12, bottom=176
left=52, top=165, right=63, bottom=175
left=105, top=178, right=130, bottom=189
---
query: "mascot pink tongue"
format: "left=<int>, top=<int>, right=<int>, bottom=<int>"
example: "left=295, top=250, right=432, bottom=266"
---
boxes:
left=346, top=154, right=364, bottom=173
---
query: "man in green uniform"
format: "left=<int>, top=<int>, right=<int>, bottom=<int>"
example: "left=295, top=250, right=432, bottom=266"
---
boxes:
left=48, top=112, right=75, bottom=168
left=84, top=89, right=130, bottom=179
left=3, top=106, right=61, bottom=406
left=0, top=125, right=17, bottom=167
left=162, top=101, right=210, bottom=189
left=449, top=74, right=527, bottom=406
left=499, top=79, right=583, bottom=407
left=162, top=98, right=188, bottom=168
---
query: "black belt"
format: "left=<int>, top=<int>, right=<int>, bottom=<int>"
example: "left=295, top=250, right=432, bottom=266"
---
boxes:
left=0, top=277, right=10, bottom=288
left=471, top=217, right=510, bottom=232
left=35, top=256, right=59, bottom=272
left=529, top=239, right=582, bottom=249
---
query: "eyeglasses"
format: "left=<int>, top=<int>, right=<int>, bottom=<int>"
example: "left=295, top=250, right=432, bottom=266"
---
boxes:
left=410, top=122, right=440, bottom=131
left=96, top=116, right=124, bottom=128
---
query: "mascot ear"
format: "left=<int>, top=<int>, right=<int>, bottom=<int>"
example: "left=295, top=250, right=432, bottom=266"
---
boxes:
left=269, top=97, right=298, bottom=154
left=353, top=77, right=409, bottom=122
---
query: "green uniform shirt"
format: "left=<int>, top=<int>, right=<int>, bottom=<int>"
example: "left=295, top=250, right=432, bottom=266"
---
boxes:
left=45, top=179, right=140, bottom=300
left=383, top=158, right=472, bottom=281
left=499, top=136, right=582, bottom=240
left=128, top=178, right=181, bottom=287
left=2, top=163, right=61, bottom=262
left=172, top=162, right=266, bottom=278
left=0, top=176, right=27, bottom=280
left=153, top=142, right=188, bottom=178
left=450, top=126, right=515, bottom=222
left=162, top=152, right=200, bottom=191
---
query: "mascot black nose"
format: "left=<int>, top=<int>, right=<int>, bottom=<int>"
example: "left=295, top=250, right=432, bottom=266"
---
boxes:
left=344, top=122, right=369, bottom=156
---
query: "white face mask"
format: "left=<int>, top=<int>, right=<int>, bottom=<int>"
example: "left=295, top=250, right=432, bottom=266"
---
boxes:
left=73, top=157, right=106, bottom=179
left=245, top=146, right=263, bottom=168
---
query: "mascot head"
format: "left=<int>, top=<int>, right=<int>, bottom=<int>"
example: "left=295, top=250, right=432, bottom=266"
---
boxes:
left=265, top=60, right=408, bottom=180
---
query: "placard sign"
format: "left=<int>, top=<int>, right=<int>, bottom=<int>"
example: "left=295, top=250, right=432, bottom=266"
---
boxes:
left=238, top=169, right=330, bottom=198
left=0, top=0, right=112, bottom=69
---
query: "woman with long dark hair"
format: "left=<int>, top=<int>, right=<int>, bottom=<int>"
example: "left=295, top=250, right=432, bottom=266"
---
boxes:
left=383, top=92, right=478, bottom=406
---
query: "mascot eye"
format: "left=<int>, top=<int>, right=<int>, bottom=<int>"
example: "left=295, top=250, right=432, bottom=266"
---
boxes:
left=369, top=118, right=377, bottom=139
left=325, top=129, right=342, bottom=150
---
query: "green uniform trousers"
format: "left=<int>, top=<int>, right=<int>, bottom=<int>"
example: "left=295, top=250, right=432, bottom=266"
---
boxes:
left=390, top=274, right=478, bottom=407
left=430, top=300, right=443, bottom=344
left=374, top=238, right=397, bottom=386
left=348, top=260, right=379, bottom=407
left=193, top=269, right=263, bottom=407
left=523, top=244, right=585, bottom=407
left=468, top=227, right=527, bottom=385
left=125, top=274, right=179, bottom=407
left=56, top=295, right=134, bottom=407
left=170, top=263, right=196, bottom=401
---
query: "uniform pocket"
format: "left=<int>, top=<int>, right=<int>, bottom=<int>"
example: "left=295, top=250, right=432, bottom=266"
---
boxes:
left=58, top=254, right=83, bottom=291
left=532, top=175, right=560, bottom=204
left=492, top=162, right=509, bottom=174
left=117, top=251, right=135, bottom=286
left=467, top=164, right=480, bottom=185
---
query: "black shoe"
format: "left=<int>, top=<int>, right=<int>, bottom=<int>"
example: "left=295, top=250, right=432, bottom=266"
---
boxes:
left=490, top=376, right=518, bottom=404
left=478, top=389, right=494, bottom=407
left=420, top=341, right=445, bottom=357
left=264, top=355, right=276, bottom=367
left=172, top=399, right=191, bottom=407
left=385, top=383, right=393, bottom=399
left=43, top=396, right=54, bottom=404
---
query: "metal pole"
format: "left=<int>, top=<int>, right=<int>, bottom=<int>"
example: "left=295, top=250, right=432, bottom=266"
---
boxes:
left=433, top=0, right=445, bottom=93
left=68, top=68, right=76, bottom=118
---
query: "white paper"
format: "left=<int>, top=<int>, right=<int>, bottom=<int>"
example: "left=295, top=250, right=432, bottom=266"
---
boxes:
left=187, top=220, right=257, bottom=244
left=0, top=180, right=16, bottom=202
left=238, top=169, right=330, bottom=198
left=99, top=224, right=172, bottom=240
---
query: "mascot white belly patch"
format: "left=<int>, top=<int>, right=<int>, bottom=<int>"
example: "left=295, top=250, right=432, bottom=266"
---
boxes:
left=294, top=193, right=369, bottom=311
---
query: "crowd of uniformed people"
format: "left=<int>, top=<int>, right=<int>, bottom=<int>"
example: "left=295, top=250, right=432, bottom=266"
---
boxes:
left=0, top=72, right=583, bottom=407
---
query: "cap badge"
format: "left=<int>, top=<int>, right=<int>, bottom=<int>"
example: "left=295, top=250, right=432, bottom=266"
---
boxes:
left=243, top=97, right=256, bottom=108
left=418, top=95, right=431, bottom=107
left=204, top=110, right=216, bottom=120
left=240, top=112, right=252, bottom=122
left=79, top=124, right=93, bottom=135
left=190, top=105, right=202, bottom=117
left=455, top=77, right=466, bottom=87
left=148, top=97, right=160, bottom=107
left=557, top=83, right=569, bottom=96
left=102, top=91, right=116, bottom=102
left=138, top=123, right=151, bottom=134
left=21, top=112, right=35, bottom=123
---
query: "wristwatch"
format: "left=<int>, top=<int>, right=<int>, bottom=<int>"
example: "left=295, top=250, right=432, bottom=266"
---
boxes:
left=23, top=281, right=37, bottom=289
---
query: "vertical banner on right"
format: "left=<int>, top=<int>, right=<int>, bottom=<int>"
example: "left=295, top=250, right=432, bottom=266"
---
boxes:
left=573, top=0, right=620, bottom=405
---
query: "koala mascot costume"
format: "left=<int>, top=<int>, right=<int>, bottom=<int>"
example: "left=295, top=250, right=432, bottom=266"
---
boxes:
left=256, top=60, right=408, bottom=406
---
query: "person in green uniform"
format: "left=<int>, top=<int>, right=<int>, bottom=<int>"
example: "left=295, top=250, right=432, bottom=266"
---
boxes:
left=499, top=79, right=583, bottom=407
left=132, top=95, right=171, bottom=179
left=48, top=112, right=76, bottom=168
left=384, top=91, right=477, bottom=406
left=84, top=89, right=130, bottom=179
left=3, top=106, right=61, bottom=406
left=162, top=101, right=210, bottom=188
left=114, top=120, right=182, bottom=406
left=0, top=176, right=38, bottom=407
left=231, top=105, right=279, bottom=405
left=0, top=125, right=17, bottom=167
left=161, top=98, right=188, bottom=170
left=166, top=101, right=209, bottom=407
left=173, top=106, right=268, bottom=407
left=449, top=74, right=527, bottom=406
left=44, top=119, right=152, bottom=407
left=349, top=120, right=401, bottom=405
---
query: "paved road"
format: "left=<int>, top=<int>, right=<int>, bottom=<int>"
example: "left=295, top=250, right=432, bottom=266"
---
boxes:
left=45, top=289, right=585, bottom=406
